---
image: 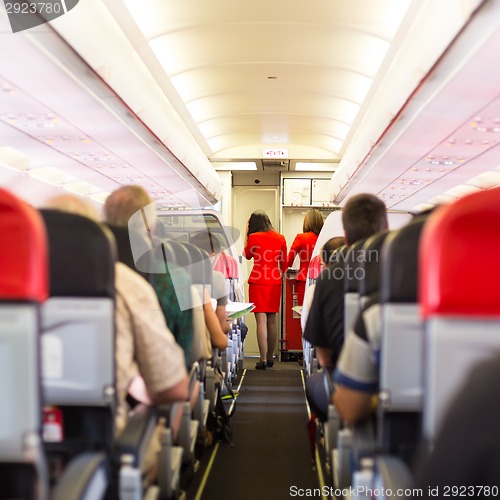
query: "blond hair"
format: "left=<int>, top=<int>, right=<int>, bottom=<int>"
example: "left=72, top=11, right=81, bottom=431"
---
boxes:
left=44, top=194, right=99, bottom=221
left=104, top=185, right=153, bottom=227
left=303, top=209, right=324, bottom=235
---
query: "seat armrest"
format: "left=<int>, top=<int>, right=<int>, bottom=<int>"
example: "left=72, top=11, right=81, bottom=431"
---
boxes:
left=375, top=455, right=413, bottom=497
left=115, top=404, right=157, bottom=468
left=158, top=402, right=184, bottom=443
left=189, top=361, right=200, bottom=386
left=351, top=419, right=376, bottom=466
left=52, top=452, right=108, bottom=500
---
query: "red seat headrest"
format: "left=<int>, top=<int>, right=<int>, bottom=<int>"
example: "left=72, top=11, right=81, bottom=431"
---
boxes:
left=308, top=254, right=322, bottom=280
left=214, top=252, right=239, bottom=279
left=0, top=188, right=48, bottom=302
left=420, top=187, right=500, bottom=319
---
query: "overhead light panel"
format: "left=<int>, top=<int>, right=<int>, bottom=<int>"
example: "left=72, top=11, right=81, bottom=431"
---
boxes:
left=213, top=162, right=257, bottom=171
left=29, top=166, right=78, bottom=186
left=466, top=170, right=500, bottom=189
left=0, top=146, right=35, bottom=171
left=295, top=162, right=337, bottom=172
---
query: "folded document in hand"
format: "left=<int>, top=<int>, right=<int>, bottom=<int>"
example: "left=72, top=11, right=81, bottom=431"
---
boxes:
left=226, top=301, right=255, bottom=319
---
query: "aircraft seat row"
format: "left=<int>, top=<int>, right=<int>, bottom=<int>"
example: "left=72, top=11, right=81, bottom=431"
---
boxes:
left=100, top=217, right=245, bottom=492
left=0, top=190, right=112, bottom=500
left=309, top=186, right=500, bottom=498
left=0, top=188, right=243, bottom=500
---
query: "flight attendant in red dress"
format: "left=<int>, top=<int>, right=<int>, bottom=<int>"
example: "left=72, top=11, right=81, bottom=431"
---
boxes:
left=243, top=210, right=287, bottom=370
left=286, top=209, right=324, bottom=306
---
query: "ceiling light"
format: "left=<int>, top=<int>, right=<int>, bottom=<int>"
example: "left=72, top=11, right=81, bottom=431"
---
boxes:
left=212, top=162, right=257, bottom=171
left=64, top=181, right=103, bottom=196
left=444, top=184, right=481, bottom=198
left=412, top=203, right=436, bottom=213
left=429, top=194, right=457, bottom=204
left=90, top=192, right=110, bottom=203
left=29, top=167, right=78, bottom=186
left=295, top=163, right=337, bottom=172
left=0, top=147, right=35, bottom=171
left=466, top=170, right=500, bottom=189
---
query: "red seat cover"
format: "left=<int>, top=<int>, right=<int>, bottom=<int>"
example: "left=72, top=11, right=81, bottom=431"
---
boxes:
left=0, top=188, right=48, bottom=302
left=420, top=186, right=500, bottom=319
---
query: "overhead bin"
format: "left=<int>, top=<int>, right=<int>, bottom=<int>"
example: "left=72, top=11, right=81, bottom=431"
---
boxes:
left=0, top=6, right=221, bottom=208
left=330, top=0, right=498, bottom=212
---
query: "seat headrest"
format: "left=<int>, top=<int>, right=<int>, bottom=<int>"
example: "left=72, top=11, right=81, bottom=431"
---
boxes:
left=214, top=252, right=239, bottom=279
left=40, top=210, right=115, bottom=298
left=344, top=238, right=367, bottom=293
left=0, top=188, right=48, bottom=302
left=358, top=230, right=389, bottom=298
left=107, top=224, right=151, bottom=280
left=165, top=240, right=191, bottom=267
left=183, top=242, right=213, bottom=285
left=420, top=187, right=500, bottom=318
left=381, top=217, right=426, bottom=303
left=308, top=255, right=322, bottom=281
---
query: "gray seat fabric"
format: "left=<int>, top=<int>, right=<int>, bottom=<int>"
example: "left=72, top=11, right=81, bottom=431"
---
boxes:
left=377, top=217, right=427, bottom=462
left=379, top=217, right=427, bottom=412
left=40, top=209, right=116, bottom=463
left=0, top=189, right=49, bottom=500
left=424, top=319, right=500, bottom=440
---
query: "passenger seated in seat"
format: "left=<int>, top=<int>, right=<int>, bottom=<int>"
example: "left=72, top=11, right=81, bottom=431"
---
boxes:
left=333, top=213, right=428, bottom=424
left=104, top=185, right=194, bottom=365
left=301, top=236, right=345, bottom=331
left=332, top=295, right=380, bottom=424
left=105, top=185, right=227, bottom=354
left=44, top=194, right=189, bottom=434
left=303, top=194, right=387, bottom=421
left=190, top=231, right=231, bottom=334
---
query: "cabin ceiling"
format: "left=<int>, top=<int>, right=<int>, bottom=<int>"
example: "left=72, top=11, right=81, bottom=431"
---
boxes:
left=96, top=0, right=493, bottom=210
left=0, top=7, right=222, bottom=208
left=103, top=0, right=414, bottom=171
left=1, top=0, right=498, bottom=213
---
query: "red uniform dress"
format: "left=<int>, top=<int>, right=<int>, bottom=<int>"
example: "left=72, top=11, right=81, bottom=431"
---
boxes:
left=243, top=230, right=287, bottom=313
left=286, top=231, right=319, bottom=305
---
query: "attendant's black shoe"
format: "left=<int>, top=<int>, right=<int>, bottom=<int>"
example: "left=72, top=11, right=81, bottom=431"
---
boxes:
left=266, top=360, right=274, bottom=368
left=255, top=361, right=267, bottom=370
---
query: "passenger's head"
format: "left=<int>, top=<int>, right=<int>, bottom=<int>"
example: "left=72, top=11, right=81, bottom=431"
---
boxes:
left=341, top=193, right=388, bottom=245
left=320, top=236, right=346, bottom=268
left=247, top=210, right=273, bottom=235
left=43, top=194, right=99, bottom=221
left=190, top=231, right=221, bottom=255
left=303, top=208, right=324, bottom=235
left=104, top=185, right=154, bottom=228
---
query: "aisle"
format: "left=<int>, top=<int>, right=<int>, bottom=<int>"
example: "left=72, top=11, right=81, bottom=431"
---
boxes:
left=197, top=360, right=320, bottom=500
